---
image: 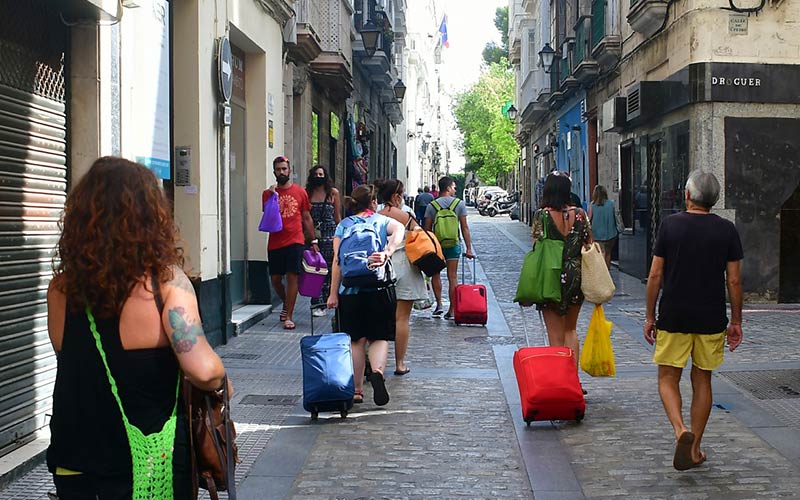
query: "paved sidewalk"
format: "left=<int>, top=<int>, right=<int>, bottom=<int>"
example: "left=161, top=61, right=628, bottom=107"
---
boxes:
left=2, top=212, right=800, bottom=499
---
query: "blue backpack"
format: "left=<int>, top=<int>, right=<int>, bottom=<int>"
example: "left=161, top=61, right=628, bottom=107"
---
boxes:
left=338, top=216, right=390, bottom=288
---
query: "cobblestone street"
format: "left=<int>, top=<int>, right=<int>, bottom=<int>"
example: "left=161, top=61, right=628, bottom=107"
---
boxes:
left=3, top=212, right=800, bottom=499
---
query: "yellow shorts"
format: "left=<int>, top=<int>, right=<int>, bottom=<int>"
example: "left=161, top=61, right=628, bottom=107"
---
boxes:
left=653, top=329, right=726, bottom=371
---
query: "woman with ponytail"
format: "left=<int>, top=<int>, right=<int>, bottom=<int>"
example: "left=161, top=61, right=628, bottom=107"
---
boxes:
left=376, top=179, right=426, bottom=376
left=327, top=184, right=405, bottom=406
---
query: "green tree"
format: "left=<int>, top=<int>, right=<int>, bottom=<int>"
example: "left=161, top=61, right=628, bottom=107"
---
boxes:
left=453, top=59, right=519, bottom=184
left=482, top=6, right=509, bottom=66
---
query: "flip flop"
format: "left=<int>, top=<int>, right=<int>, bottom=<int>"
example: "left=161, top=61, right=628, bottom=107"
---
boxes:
left=394, top=367, right=411, bottom=376
left=673, top=431, right=696, bottom=471
left=279, top=309, right=288, bottom=322
left=283, top=320, right=296, bottom=330
left=368, top=372, right=390, bottom=406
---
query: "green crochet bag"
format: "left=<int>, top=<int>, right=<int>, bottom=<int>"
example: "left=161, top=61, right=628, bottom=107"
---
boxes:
left=514, top=210, right=564, bottom=304
left=87, top=307, right=180, bottom=500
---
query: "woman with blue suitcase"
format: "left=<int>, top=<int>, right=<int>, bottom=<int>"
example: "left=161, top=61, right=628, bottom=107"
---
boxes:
left=327, top=184, right=405, bottom=405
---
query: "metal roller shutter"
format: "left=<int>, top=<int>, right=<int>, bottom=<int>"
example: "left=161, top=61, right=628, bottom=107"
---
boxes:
left=0, top=1, right=67, bottom=453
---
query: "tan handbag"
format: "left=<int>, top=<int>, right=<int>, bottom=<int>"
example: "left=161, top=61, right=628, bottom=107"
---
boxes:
left=581, top=242, right=615, bottom=304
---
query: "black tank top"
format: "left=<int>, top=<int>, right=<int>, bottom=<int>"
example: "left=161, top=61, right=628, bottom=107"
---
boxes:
left=46, top=303, right=191, bottom=487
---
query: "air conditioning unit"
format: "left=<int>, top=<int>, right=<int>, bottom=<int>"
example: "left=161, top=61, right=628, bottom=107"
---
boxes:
left=601, top=96, right=627, bottom=132
left=625, top=81, right=664, bottom=123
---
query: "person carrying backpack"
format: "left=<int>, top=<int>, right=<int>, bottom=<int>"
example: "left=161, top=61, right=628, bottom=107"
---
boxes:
left=425, top=176, right=475, bottom=319
left=327, top=184, right=405, bottom=406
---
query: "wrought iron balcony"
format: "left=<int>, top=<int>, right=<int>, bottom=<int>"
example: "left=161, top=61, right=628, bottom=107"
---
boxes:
left=573, top=16, right=599, bottom=85
left=548, top=58, right=565, bottom=109
left=591, top=0, right=622, bottom=67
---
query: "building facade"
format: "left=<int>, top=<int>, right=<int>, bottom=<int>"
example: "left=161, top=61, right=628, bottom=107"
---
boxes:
left=511, top=0, right=800, bottom=301
left=0, top=0, right=291, bottom=455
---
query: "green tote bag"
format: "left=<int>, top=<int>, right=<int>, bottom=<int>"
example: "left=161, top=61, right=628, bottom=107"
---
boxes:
left=514, top=211, right=564, bottom=303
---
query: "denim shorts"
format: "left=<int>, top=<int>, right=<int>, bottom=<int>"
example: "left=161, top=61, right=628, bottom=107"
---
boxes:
left=442, top=243, right=462, bottom=261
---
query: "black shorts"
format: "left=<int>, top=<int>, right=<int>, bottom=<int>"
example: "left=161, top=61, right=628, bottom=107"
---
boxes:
left=339, top=287, right=397, bottom=342
left=268, top=243, right=304, bottom=276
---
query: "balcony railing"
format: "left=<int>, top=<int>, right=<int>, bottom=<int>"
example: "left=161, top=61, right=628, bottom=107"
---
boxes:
left=559, top=52, right=570, bottom=85
left=296, top=0, right=323, bottom=27
left=591, top=0, right=605, bottom=48
left=575, top=18, right=588, bottom=65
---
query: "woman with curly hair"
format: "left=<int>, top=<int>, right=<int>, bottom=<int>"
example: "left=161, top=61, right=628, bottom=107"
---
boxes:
left=46, top=157, right=227, bottom=499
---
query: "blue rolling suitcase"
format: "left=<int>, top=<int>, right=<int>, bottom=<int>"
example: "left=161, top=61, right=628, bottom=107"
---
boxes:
left=301, top=307, right=354, bottom=420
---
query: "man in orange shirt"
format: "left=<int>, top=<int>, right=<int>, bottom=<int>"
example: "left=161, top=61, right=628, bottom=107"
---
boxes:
left=263, top=156, right=318, bottom=329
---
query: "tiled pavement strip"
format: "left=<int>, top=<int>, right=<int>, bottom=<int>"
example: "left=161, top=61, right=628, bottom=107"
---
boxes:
left=2, top=213, right=800, bottom=499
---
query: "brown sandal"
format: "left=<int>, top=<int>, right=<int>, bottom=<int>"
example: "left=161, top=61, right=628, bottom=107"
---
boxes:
left=353, top=390, right=364, bottom=404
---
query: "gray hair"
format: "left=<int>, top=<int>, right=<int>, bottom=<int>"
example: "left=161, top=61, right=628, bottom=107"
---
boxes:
left=685, top=170, right=720, bottom=209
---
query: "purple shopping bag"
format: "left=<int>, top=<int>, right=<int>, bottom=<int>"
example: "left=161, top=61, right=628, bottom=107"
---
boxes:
left=259, top=192, right=283, bottom=232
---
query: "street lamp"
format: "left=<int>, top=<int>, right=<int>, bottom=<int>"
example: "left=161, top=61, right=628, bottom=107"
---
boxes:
left=538, top=43, right=556, bottom=73
left=360, top=20, right=381, bottom=57
left=507, top=104, right=518, bottom=121
left=415, top=119, right=424, bottom=135
left=393, top=80, right=406, bottom=101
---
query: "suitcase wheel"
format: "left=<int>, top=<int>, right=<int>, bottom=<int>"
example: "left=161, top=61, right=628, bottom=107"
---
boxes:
left=455, top=322, right=460, bottom=326
left=310, top=411, right=319, bottom=421
left=525, top=420, right=531, bottom=427
left=340, top=401, right=348, bottom=419
left=575, top=410, right=584, bottom=422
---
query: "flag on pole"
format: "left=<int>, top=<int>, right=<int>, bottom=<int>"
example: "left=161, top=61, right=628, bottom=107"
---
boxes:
left=439, top=15, right=449, bottom=48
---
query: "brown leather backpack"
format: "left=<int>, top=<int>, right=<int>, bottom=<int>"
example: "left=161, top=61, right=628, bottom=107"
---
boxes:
left=183, top=376, right=239, bottom=500
left=151, top=275, right=239, bottom=499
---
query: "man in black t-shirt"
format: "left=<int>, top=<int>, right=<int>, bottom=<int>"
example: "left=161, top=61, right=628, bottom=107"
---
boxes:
left=644, top=170, right=743, bottom=472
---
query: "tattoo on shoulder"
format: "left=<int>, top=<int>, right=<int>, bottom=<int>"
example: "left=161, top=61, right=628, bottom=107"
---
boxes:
left=168, top=306, right=204, bottom=353
left=169, top=267, right=196, bottom=296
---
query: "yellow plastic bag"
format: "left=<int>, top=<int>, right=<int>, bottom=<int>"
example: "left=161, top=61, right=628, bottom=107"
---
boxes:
left=580, top=304, right=616, bottom=377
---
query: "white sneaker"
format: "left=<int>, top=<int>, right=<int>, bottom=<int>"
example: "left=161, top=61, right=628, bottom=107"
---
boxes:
left=312, top=307, right=326, bottom=317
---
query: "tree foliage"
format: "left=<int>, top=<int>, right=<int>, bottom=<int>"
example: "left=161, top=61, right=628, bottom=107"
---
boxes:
left=453, top=60, right=519, bottom=184
left=482, top=6, right=509, bottom=66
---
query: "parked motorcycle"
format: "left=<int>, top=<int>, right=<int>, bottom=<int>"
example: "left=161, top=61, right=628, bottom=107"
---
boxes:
left=484, top=192, right=519, bottom=217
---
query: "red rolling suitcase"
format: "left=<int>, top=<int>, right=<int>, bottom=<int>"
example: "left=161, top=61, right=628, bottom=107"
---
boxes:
left=454, top=255, right=487, bottom=326
left=513, top=307, right=585, bottom=424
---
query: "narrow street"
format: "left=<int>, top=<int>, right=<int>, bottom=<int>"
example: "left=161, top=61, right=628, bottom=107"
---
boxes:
left=3, top=212, right=800, bottom=499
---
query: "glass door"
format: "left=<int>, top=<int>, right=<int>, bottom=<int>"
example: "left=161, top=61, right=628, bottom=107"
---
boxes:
left=230, top=103, right=247, bottom=307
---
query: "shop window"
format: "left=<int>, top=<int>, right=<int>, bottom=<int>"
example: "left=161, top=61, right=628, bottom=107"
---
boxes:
left=619, top=142, right=634, bottom=229
left=660, top=121, right=690, bottom=216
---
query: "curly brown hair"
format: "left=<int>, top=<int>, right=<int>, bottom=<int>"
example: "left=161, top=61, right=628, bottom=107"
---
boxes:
left=54, top=157, right=184, bottom=317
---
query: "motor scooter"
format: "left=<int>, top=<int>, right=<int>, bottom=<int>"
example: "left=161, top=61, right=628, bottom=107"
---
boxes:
left=484, top=192, right=519, bottom=217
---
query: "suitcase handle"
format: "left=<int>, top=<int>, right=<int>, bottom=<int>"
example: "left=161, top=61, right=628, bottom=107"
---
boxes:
left=518, top=304, right=549, bottom=348
left=460, top=253, right=477, bottom=285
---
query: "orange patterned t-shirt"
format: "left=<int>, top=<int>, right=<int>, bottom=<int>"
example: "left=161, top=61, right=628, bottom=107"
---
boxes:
left=264, top=184, right=310, bottom=250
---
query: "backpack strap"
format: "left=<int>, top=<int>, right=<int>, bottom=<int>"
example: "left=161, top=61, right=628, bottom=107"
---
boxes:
left=431, top=199, right=442, bottom=212
left=451, top=198, right=461, bottom=211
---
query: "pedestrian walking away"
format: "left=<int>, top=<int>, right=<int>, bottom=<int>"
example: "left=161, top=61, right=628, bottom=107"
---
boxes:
left=644, top=169, right=744, bottom=471
left=306, top=165, right=342, bottom=316
left=264, top=155, right=320, bottom=330
left=414, top=185, right=434, bottom=229
left=521, top=172, right=593, bottom=377
left=588, top=185, right=621, bottom=270
left=425, top=176, right=475, bottom=320
left=327, top=184, right=405, bottom=405
left=46, top=157, right=228, bottom=499
left=377, top=179, right=427, bottom=376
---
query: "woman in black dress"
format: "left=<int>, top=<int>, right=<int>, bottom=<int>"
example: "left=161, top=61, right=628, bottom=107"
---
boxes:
left=306, top=165, right=342, bottom=315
